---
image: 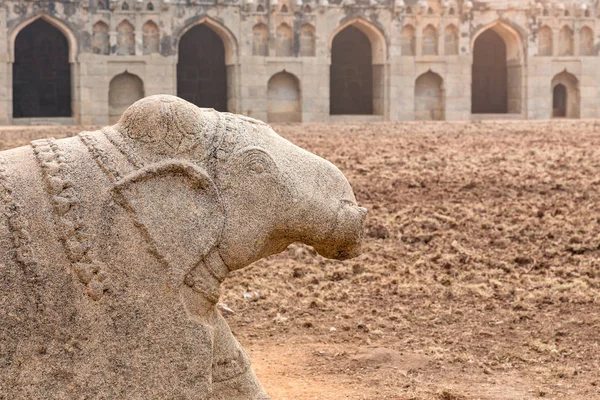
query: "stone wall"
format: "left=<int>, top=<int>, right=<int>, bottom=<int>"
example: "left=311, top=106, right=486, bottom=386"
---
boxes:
left=0, top=0, right=599, bottom=124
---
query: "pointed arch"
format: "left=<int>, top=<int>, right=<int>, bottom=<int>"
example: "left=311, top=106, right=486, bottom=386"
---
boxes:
left=109, top=72, right=144, bottom=123
left=580, top=26, right=594, bottom=56
left=117, top=20, right=135, bottom=55
left=330, top=26, right=373, bottom=115
left=330, top=19, right=386, bottom=116
left=177, top=16, right=238, bottom=65
left=177, top=22, right=229, bottom=111
left=267, top=71, right=301, bottom=122
left=559, top=25, right=574, bottom=56
left=551, top=71, right=579, bottom=118
left=329, top=18, right=387, bottom=64
left=276, top=23, right=293, bottom=57
left=252, top=23, right=269, bottom=56
left=422, top=24, right=438, bottom=55
left=470, top=20, right=524, bottom=62
left=401, top=25, right=416, bottom=56
left=9, top=13, right=78, bottom=63
left=444, top=24, right=459, bottom=55
left=12, top=18, right=73, bottom=118
left=415, top=71, right=444, bottom=120
left=300, top=24, right=316, bottom=57
left=538, top=25, right=553, bottom=56
left=142, top=20, right=160, bottom=54
left=92, top=21, right=109, bottom=55
left=471, top=20, right=524, bottom=114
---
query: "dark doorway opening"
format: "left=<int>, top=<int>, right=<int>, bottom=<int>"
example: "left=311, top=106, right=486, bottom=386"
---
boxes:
left=552, top=84, right=567, bottom=118
left=472, top=30, right=507, bottom=114
left=13, top=19, right=72, bottom=118
left=177, top=24, right=227, bottom=111
left=330, top=26, right=373, bottom=115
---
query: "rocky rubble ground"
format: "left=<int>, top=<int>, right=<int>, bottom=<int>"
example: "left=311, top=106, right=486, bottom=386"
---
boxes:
left=2, top=120, right=599, bottom=399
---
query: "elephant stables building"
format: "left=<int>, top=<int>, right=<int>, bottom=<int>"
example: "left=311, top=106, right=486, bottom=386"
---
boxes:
left=0, top=0, right=598, bottom=125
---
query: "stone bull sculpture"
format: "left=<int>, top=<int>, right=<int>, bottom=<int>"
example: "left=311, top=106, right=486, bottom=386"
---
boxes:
left=0, top=95, right=365, bottom=399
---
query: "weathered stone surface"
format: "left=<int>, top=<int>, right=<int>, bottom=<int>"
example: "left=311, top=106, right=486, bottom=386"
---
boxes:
left=0, top=95, right=365, bottom=399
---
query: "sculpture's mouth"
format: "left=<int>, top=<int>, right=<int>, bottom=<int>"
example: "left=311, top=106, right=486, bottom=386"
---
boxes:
left=330, top=241, right=363, bottom=260
left=312, top=202, right=366, bottom=261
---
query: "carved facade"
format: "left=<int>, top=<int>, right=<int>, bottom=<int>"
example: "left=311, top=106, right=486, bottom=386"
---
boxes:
left=0, top=0, right=599, bottom=124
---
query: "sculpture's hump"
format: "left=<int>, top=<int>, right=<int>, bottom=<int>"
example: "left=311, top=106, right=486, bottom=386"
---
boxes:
left=118, top=94, right=210, bottom=141
left=115, top=95, right=269, bottom=157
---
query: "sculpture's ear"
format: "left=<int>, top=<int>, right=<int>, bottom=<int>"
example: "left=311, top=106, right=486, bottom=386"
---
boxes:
left=113, top=161, right=224, bottom=287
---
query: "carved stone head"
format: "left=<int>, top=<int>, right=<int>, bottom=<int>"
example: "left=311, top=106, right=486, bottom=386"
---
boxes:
left=112, top=95, right=366, bottom=279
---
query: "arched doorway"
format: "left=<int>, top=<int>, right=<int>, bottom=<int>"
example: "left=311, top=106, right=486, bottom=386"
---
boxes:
left=109, top=72, right=144, bottom=123
left=330, top=26, right=372, bottom=115
left=267, top=71, right=301, bottom=122
left=177, top=24, right=227, bottom=111
left=471, top=23, right=523, bottom=115
left=414, top=71, right=444, bottom=121
left=551, top=71, right=579, bottom=118
left=472, top=30, right=507, bottom=113
left=552, top=85, right=567, bottom=118
left=12, top=19, right=71, bottom=118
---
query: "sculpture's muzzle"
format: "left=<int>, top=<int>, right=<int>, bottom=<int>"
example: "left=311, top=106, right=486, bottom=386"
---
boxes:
left=311, top=201, right=367, bottom=260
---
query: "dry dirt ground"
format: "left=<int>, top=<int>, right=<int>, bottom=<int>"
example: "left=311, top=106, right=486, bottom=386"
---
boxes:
left=1, top=120, right=599, bottom=400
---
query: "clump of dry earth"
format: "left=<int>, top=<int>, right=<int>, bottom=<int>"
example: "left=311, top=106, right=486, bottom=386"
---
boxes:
left=1, top=120, right=599, bottom=399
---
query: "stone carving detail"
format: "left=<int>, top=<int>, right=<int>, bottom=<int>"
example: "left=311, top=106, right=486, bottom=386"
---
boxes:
left=31, top=139, right=89, bottom=263
left=0, top=95, right=365, bottom=398
left=80, top=130, right=124, bottom=180
left=0, top=156, right=37, bottom=271
left=32, top=138, right=109, bottom=301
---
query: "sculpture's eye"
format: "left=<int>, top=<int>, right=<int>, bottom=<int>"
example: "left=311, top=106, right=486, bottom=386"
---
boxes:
left=249, top=160, right=266, bottom=174
left=241, top=148, right=276, bottom=175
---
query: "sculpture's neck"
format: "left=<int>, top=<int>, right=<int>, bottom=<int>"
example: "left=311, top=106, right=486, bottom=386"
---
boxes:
left=183, top=249, right=229, bottom=304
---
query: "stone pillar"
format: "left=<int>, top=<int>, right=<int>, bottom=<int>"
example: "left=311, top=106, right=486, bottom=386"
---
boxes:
left=552, top=27, right=559, bottom=56
left=438, top=20, right=444, bottom=56
left=135, top=14, right=143, bottom=56
left=0, top=6, right=10, bottom=124
left=573, top=20, right=581, bottom=56
left=415, top=21, right=423, bottom=56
